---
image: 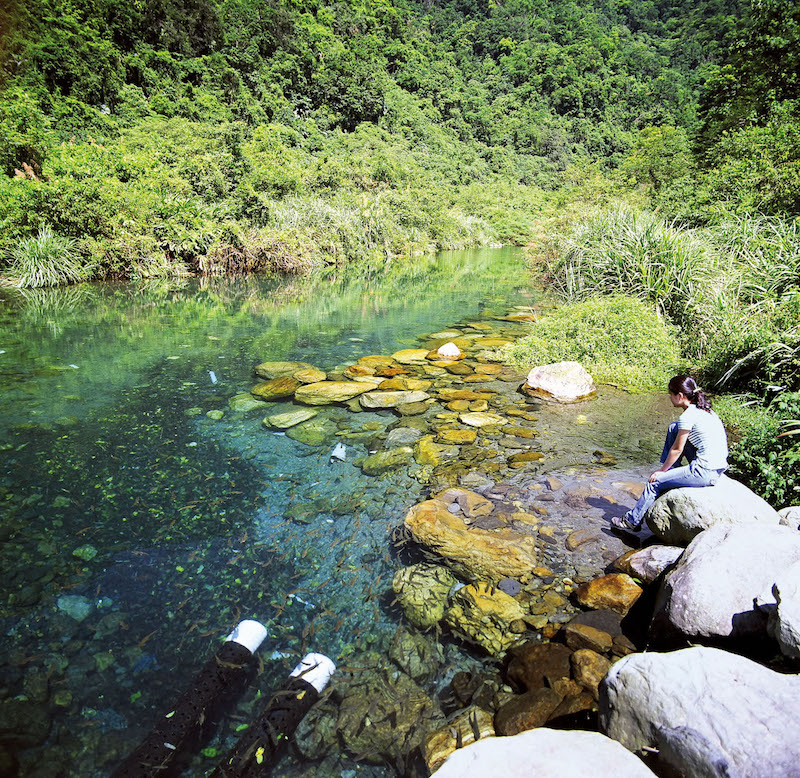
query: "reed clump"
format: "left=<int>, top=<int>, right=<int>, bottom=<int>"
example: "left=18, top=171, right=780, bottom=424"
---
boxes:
left=2, top=226, right=90, bottom=288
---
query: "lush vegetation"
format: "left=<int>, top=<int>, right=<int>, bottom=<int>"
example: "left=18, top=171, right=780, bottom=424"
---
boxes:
left=1, top=0, right=798, bottom=503
left=505, top=294, right=681, bottom=391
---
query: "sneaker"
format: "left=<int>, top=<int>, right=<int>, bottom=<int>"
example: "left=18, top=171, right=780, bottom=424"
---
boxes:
left=611, top=514, right=641, bottom=532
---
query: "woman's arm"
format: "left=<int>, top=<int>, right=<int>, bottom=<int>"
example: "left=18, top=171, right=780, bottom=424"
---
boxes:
left=650, top=429, right=691, bottom=482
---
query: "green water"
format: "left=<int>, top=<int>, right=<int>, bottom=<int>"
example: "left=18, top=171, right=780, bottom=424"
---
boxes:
left=0, top=248, right=545, bottom=776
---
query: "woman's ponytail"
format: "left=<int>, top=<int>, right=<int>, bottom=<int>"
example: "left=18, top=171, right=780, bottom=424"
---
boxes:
left=668, top=375, right=712, bottom=412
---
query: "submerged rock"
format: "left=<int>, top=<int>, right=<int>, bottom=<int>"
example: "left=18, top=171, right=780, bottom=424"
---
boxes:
left=444, top=582, right=527, bottom=655
left=285, top=417, right=336, bottom=446
left=254, top=360, right=315, bottom=379
left=250, top=376, right=300, bottom=401
left=600, top=646, right=800, bottom=778
left=228, top=393, right=264, bottom=412
left=424, top=706, right=494, bottom=774
left=361, top=446, right=413, bottom=476
left=263, top=408, right=318, bottom=429
left=645, top=474, right=781, bottom=545
left=393, top=563, right=457, bottom=629
left=360, top=390, right=430, bottom=409
left=388, top=627, right=443, bottom=683
left=57, top=594, right=93, bottom=622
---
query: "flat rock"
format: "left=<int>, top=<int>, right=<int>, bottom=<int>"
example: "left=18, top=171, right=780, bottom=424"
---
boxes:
left=250, top=376, right=300, bottom=400
left=434, top=488, right=493, bottom=519
left=360, top=389, right=430, bottom=409
left=565, top=529, right=600, bottom=551
left=228, top=393, right=264, bottom=412
left=397, top=401, right=429, bottom=415
left=600, top=646, right=800, bottom=778
left=523, top=361, right=597, bottom=403
left=254, top=360, right=314, bottom=379
left=430, top=728, right=656, bottom=778
left=264, top=408, right=318, bottom=429
left=392, top=348, right=431, bottom=364
left=575, top=574, right=643, bottom=615
left=293, top=366, right=327, bottom=383
left=436, top=429, right=478, bottom=445
left=285, top=418, right=336, bottom=446
left=294, top=381, right=369, bottom=405
left=385, top=427, right=424, bottom=447
left=646, top=474, right=781, bottom=545
left=562, top=623, right=613, bottom=654
left=404, top=499, right=538, bottom=583
left=653, top=523, right=800, bottom=641
left=459, top=412, right=508, bottom=428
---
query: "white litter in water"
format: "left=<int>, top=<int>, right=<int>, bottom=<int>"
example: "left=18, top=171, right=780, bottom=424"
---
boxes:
left=208, top=370, right=218, bottom=384
left=68, top=364, right=79, bottom=369
left=269, top=650, right=293, bottom=660
left=0, top=350, right=6, bottom=355
left=329, top=442, right=347, bottom=462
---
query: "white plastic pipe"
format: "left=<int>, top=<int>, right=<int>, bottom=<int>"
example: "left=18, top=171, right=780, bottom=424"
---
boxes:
left=291, top=652, right=336, bottom=693
left=225, top=620, right=268, bottom=654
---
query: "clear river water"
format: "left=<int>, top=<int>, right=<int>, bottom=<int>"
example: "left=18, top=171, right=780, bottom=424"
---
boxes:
left=0, top=248, right=666, bottom=777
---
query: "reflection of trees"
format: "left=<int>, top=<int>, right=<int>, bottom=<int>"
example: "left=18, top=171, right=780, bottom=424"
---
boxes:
left=3, top=286, right=99, bottom=336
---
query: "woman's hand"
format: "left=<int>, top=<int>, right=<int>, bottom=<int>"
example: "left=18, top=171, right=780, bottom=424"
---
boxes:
left=648, top=471, right=663, bottom=483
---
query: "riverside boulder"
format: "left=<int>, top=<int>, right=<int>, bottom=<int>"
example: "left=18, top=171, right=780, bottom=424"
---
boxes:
left=600, top=646, right=800, bottom=778
left=430, top=728, right=657, bottom=778
left=522, top=362, right=596, bottom=403
left=652, top=523, right=800, bottom=641
left=765, top=560, right=800, bottom=658
left=645, top=474, right=781, bottom=545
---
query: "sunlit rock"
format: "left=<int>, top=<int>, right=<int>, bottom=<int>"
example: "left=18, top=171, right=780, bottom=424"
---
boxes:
left=404, top=499, right=538, bottom=583
left=433, top=487, right=493, bottom=519
left=250, top=376, right=300, bottom=401
left=254, top=360, right=315, bottom=379
left=391, top=348, right=431, bottom=364
left=600, top=647, right=800, bottom=778
left=263, top=408, right=318, bottom=429
left=359, top=390, right=430, bottom=409
left=414, top=435, right=446, bottom=467
left=645, top=474, right=781, bottom=545
left=444, top=582, right=527, bottom=655
left=523, top=361, right=596, bottom=403
left=575, top=574, right=642, bottom=615
left=424, top=706, right=494, bottom=774
left=294, top=381, right=369, bottom=405
left=435, top=429, right=477, bottom=445
left=458, top=412, right=508, bottom=428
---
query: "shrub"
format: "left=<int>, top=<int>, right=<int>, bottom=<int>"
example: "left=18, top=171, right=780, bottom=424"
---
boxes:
left=504, top=294, right=681, bottom=391
left=716, top=392, right=800, bottom=507
left=2, top=225, right=90, bottom=287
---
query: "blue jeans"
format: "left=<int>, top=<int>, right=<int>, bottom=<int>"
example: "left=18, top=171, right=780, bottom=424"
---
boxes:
left=626, top=422, right=726, bottom=527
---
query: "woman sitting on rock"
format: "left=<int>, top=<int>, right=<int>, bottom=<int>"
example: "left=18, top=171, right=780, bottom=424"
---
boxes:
left=612, top=374, right=729, bottom=532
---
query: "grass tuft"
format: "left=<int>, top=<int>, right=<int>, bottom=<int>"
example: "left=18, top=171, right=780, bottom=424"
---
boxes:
left=3, top=226, right=89, bottom=288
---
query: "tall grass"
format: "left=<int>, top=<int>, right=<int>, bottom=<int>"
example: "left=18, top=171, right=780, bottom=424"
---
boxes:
left=548, top=207, right=721, bottom=325
left=3, top=226, right=88, bottom=288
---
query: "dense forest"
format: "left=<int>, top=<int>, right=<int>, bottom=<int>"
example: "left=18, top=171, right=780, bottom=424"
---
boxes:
left=1, top=0, right=798, bottom=499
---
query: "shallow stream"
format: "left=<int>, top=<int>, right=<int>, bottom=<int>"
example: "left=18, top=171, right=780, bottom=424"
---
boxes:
left=0, top=248, right=670, bottom=777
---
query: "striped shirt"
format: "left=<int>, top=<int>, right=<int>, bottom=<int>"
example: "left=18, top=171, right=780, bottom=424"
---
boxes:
left=677, top=404, right=729, bottom=470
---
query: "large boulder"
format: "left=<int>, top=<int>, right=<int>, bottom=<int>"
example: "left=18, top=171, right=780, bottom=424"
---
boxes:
left=522, top=361, right=596, bottom=403
left=645, top=474, right=781, bottom=545
left=600, top=646, right=800, bottom=778
left=653, top=523, right=800, bottom=641
left=766, top=560, right=800, bottom=658
left=779, top=506, right=800, bottom=530
left=392, top=563, right=457, bottom=629
left=404, top=499, right=538, bottom=583
left=431, top=728, right=656, bottom=778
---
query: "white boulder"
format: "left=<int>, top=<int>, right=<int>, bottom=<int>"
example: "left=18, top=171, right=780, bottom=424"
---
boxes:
left=621, top=545, right=684, bottom=584
left=766, top=560, right=800, bottom=658
left=653, top=523, right=800, bottom=640
left=645, top=474, right=781, bottom=545
left=523, top=361, right=596, bottom=403
left=431, top=727, right=656, bottom=778
left=779, top=505, right=800, bottom=530
left=600, top=646, right=800, bottom=778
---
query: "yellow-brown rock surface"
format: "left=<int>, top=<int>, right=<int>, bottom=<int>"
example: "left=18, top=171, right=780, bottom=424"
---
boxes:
left=250, top=376, right=300, bottom=401
left=424, top=706, right=495, bottom=774
left=392, top=348, right=431, bottom=364
left=574, top=573, right=643, bottom=615
left=435, top=429, right=477, bottom=445
left=392, top=563, right=457, bottom=629
left=444, top=582, right=527, bottom=655
left=294, top=381, right=370, bottom=405
left=254, top=360, right=314, bottom=379
left=404, top=500, right=537, bottom=583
